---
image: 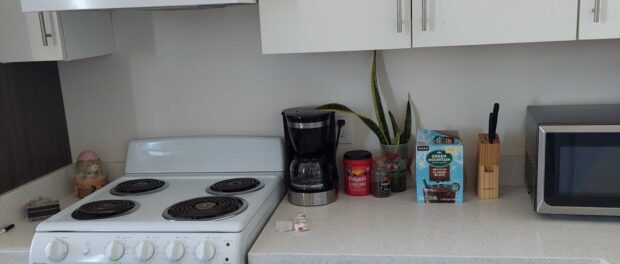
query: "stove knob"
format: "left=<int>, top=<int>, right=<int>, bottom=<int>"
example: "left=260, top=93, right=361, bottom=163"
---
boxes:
left=45, top=239, right=68, bottom=262
left=134, top=241, right=155, bottom=261
left=165, top=241, right=185, bottom=261
left=195, top=241, right=216, bottom=262
left=104, top=240, right=125, bottom=261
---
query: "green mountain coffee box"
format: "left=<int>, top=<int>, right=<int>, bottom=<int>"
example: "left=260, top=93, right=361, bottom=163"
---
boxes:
left=416, top=129, right=463, bottom=203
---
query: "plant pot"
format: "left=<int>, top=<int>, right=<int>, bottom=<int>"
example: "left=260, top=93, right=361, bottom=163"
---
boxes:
left=381, top=143, right=409, bottom=192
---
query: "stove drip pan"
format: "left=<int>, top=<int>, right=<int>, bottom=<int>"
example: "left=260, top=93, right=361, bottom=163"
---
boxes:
left=206, top=178, right=264, bottom=195
left=111, top=179, right=169, bottom=196
left=72, top=200, right=138, bottom=220
left=163, top=196, right=248, bottom=221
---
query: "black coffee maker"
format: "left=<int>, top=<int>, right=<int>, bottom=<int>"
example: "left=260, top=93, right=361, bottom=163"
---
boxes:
left=282, top=107, right=338, bottom=206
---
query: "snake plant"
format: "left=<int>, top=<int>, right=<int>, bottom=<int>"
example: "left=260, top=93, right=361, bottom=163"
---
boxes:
left=317, top=51, right=412, bottom=146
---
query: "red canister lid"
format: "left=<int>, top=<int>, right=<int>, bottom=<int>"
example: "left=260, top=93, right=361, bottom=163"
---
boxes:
left=344, top=150, right=372, bottom=160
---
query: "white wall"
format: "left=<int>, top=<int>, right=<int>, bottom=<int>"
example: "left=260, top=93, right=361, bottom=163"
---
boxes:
left=58, top=5, right=620, bottom=185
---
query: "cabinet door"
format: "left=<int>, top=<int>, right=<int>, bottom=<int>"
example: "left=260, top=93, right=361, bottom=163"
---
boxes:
left=0, top=0, right=113, bottom=63
left=259, top=0, right=411, bottom=54
left=579, top=0, right=620, bottom=39
left=25, top=12, right=66, bottom=61
left=58, top=11, right=115, bottom=60
left=411, top=0, right=578, bottom=47
left=0, top=0, right=64, bottom=63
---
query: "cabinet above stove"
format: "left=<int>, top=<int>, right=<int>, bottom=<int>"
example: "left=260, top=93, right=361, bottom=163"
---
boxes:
left=21, top=0, right=255, bottom=12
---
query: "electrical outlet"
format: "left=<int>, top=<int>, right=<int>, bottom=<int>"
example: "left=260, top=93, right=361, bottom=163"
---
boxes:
left=336, top=114, right=352, bottom=144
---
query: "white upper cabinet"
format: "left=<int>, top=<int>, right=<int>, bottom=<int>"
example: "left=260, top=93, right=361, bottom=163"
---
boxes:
left=21, top=0, right=255, bottom=12
left=259, top=0, right=412, bottom=54
left=579, top=0, right=620, bottom=40
left=0, top=0, right=114, bottom=63
left=411, top=0, right=578, bottom=48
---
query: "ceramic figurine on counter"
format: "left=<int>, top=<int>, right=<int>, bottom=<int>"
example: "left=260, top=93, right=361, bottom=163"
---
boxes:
left=74, top=151, right=107, bottom=198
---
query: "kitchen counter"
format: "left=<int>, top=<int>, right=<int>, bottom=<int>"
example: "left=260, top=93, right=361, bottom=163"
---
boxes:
left=0, top=195, right=80, bottom=263
left=249, top=187, right=619, bottom=264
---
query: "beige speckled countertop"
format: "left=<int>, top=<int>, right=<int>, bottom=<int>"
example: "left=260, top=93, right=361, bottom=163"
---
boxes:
left=249, top=187, right=619, bottom=264
left=0, top=166, right=75, bottom=263
left=0, top=195, right=79, bottom=262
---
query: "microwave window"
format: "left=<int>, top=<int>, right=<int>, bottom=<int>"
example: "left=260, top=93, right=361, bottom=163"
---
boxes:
left=545, top=133, right=620, bottom=207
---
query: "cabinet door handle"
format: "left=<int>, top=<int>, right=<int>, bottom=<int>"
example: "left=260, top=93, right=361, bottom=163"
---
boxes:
left=422, top=0, right=428, bottom=31
left=593, top=0, right=601, bottom=23
left=397, top=0, right=403, bottom=33
left=38, top=12, right=53, bottom=46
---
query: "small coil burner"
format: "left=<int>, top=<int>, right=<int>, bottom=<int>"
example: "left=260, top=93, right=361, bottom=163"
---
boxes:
left=111, top=179, right=169, bottom=196
left=72, top=200, right=138, bottom=220
left=206, top=178, right=264, bottom=195
left=163, top=197, right=248, bottom=221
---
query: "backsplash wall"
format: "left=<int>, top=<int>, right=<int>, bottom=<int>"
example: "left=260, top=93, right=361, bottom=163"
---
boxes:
left=58, top=6, right=620, bottom=184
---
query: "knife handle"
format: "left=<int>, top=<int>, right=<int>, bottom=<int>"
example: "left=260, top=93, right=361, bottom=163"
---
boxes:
left=488, top=113, right=495, bottom=143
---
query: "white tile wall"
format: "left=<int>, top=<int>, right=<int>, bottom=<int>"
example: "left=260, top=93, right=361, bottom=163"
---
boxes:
left=57, top=6, right=620, bottom=187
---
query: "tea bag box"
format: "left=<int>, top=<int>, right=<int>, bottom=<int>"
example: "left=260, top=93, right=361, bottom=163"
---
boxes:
left=416, top=129, right=464, bottom=203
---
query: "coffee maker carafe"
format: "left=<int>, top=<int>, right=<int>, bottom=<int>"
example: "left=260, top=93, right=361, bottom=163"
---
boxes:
left=282, top=107, right=338, bottom=206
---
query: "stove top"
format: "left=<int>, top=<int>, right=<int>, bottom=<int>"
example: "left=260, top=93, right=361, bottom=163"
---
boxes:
left=37, top=173, right=282, bottom=233
left=31, top=136, right=285, bottom=264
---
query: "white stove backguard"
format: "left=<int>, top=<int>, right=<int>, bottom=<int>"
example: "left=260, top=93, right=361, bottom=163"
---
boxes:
left=125, top=136, right=284, bottom=174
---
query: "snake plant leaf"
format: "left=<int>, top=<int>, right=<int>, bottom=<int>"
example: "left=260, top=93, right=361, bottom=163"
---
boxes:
left=316, top=103, right=390, bottom=145
left=394, top=129, right=403, bottom=146
left=371, top=50, right=391, bottom=145
left=388, top=111, right=400, bottom=140
left=316, top=52, right=415, bottom=147
left=401, top=94, right=413, bottom=144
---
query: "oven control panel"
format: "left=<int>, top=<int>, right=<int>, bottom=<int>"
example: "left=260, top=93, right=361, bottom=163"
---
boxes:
left=30, top=232, right=244, bottom=264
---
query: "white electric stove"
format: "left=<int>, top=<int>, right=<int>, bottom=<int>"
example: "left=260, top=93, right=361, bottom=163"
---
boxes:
left=30, top=136, right=285, bottom=264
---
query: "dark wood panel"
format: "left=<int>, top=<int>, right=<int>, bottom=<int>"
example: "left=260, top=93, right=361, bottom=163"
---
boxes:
left=0, top=62, right=71, bottom=195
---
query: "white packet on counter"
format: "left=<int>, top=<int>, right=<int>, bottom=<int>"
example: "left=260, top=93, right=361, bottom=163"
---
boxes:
left=293, top=213, right=308, bottom=232
left=275, top=220, right=293, bottom=232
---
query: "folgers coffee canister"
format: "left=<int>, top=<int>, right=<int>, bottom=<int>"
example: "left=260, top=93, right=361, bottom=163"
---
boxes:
left=343, top=150, right=372, bottom=196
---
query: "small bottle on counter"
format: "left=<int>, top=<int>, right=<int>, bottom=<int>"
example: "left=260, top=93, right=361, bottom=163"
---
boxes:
left=343, top=150, right=372, bottom=196
left=372, top=156, right=391, bottom=198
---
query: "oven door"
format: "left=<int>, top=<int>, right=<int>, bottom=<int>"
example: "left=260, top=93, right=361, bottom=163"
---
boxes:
left=537, top=125, right=620, bottom=216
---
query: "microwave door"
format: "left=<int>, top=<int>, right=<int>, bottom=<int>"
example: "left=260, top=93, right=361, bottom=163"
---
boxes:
left=537, top=125, right=620, bottom=216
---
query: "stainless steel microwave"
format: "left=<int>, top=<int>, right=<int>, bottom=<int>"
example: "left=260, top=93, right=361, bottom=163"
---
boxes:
left=525, top=104, right=620, bottom=216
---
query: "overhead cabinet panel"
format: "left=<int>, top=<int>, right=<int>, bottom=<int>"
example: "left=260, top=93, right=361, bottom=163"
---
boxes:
left=579, top=0, right=620, bottom=40
left=1, top=0, right=114, bottom=63
left=21, top=0, right=256, bottom=12
left=0, top=0, right=62, bottom=62
left=411, top=0, right=579, bottom=47
left=259, top=0, right=412, bottom=54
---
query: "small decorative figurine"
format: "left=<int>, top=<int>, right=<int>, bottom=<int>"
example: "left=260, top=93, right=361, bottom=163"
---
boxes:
left=74, top=151, right=107, bottom=198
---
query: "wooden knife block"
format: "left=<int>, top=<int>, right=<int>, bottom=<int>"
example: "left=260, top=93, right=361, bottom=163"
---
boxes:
left=476, top=134, right=500, bottom=199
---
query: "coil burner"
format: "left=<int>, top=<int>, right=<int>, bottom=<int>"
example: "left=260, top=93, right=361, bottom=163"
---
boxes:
left=72, top=200, right=138, bottom=220
left=206, top=178, right=263, bottom=195
left=163, top=196, right=248, bottom=221
left=111, top=179, right=169, bottom=196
